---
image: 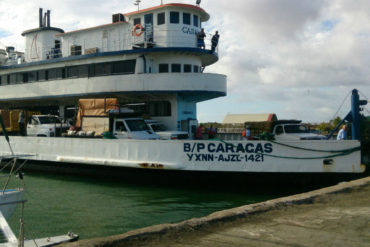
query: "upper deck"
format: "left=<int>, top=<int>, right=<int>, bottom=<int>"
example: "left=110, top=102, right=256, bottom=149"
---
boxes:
left=0, top=3, right=217, bottom=69
left=0, top=2, right=225, bottom=130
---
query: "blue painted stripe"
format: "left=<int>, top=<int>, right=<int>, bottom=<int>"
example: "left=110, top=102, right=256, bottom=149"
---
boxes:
left=0, top=47, right=218, bottom=70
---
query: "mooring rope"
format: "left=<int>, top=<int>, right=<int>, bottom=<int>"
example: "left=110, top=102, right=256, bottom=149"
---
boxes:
left=214, top=138, right=361, bottom=160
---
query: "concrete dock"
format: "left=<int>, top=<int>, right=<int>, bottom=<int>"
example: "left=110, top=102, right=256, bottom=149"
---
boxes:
left=62, top=176, right=370, bottom=247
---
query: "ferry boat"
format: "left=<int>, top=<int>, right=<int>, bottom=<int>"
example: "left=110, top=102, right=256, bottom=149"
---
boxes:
left=0, top=2, right=365, bottom=176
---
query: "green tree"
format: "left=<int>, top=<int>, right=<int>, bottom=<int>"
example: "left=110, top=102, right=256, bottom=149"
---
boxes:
left=330, top=116, right=342, bottom=127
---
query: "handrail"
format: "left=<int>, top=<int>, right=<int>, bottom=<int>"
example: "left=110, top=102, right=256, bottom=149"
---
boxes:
left=0, top=199, right=27, bottom=206
left=20, top=28, right=219, bottom=63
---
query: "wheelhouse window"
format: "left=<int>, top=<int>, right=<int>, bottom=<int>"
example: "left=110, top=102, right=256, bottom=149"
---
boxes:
left=22, top=73, right=28, bottom=83
left=76, top=65, right=88, bottom=77
left=70, top=45, right=82, bottom=56
left=95, top=63, right=111, bottom=76
left=112, top=60, right=136, bottom=74
left=193, top=65, right=199, bottom=73
left=150, top=101, right=171, bottom=116
left=9, top=74, right=17, bottom=84
left=144, top=14, right=153, bottom=25
left=129, top=101, right=171, bottom=117
left=67, top=66, right=78, bottom=78
left=27, top=71, right=38, bottom=82
left=159, top=64, right=169, bottom=73
left=170, top=12, right=179, bottom=24
left=193, top=15, right=199, bottom=27
left=16, top=74, right=23, bottom=83
left=183, top=13, right=191, bottom=25
left=67, top=65, right=88, bottom=78
left=133, top=18, right=141, bottom=25
left=38, top=70, right=48, bottom=81
left=157, top=12, right=165, bottom=25
left=171, top=64, right=181, bottom=73
left=0, top=75, right=7, bottom=85
left=184, top=64, right=192, bottom=73
left=48, top=68, right=65, bottom=80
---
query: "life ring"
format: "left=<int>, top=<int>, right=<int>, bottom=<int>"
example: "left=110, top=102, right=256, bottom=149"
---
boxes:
left=132, top=24, right=143, bottom=36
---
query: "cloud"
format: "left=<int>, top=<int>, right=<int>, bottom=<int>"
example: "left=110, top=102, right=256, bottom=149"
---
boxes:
left=203, top=0, right=370, bottom=122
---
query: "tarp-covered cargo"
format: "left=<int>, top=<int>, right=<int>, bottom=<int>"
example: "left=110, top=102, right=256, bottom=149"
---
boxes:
left=75, top=98, right=119, bottom=130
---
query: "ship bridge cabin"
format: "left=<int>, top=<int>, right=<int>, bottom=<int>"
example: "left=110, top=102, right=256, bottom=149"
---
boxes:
left=0, top=2, right=226, bottom=131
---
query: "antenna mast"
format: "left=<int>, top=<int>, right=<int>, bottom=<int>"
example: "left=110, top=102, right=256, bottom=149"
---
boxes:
left=134, top=0, right=141, bottom=11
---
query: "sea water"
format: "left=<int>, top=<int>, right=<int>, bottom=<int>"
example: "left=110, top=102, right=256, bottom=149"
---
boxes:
left=4, top=168, right=313, bottom=240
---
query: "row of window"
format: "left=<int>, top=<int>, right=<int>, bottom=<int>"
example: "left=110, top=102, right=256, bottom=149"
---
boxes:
left=134, top=12, right=199, bottom=27
left=0, top=62, right=201, bottom=86
left=159, top=64, right=200, bottom=73
left=0, top=60, right=136, bottom=85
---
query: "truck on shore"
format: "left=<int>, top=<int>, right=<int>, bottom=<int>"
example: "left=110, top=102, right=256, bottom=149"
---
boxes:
left=217, top=119, right=325, bottom=141
left=271, top=120, right=325, bottom=141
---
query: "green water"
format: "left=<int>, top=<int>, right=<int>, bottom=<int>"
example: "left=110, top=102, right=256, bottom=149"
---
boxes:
left=4, top=170, right=309, bottom=240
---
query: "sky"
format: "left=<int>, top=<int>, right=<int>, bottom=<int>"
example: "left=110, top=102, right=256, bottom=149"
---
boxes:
left=0, top=0, right=369, bottom=123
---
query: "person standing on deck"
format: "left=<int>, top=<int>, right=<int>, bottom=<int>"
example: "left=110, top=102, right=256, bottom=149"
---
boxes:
left=242, top=125, right=252, bottom=140
left=208, top=125, right=216, bottom=139
left=211, top=31, right=220, bottom=52
left=195, top=124, right=204, bottom=140
left=197, top=28, right=206, bottom=49
left=337, top=125, right=347, bottom=140
left=18, top=111, right=25, bottom=136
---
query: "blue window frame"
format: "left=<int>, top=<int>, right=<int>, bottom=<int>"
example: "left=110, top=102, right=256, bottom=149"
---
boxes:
left=144, top=14, right=153, bottom=25
left=193, top=15, right=199, bottom=27
left=171, top=64, right=181, bottom=72
left=157, top=12, right=165, bottom=25
left=183, top=13, right=191, bottom=25
left=170, top=11, right=179, bottom=24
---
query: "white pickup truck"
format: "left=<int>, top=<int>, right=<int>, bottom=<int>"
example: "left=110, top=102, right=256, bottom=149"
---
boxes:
left=80, top=111, right=160, bottom=140
left=145, top=120, right=189, bottom=140
left=112, top=117, right=160, bottom=140
left=272, top=121, right=326, bottom=141
left=27, top=115, right=67, bottom=137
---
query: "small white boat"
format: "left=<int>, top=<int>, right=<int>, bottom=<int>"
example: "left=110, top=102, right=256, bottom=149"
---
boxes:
left=0, top=119, right=78, bottom=246
left=0, top=158, right=25, bottom=220
left=0, top=188, right=24, bottom=220
left=0, top=210, right=78, bottom=247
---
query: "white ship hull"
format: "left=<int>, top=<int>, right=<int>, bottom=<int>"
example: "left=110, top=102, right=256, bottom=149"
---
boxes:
left=0, top=137, right=364, bottom=173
